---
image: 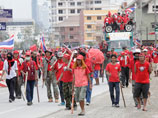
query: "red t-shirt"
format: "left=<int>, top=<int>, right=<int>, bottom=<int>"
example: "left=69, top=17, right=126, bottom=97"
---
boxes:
left=117, top=16, right=123, bottom=23
left=94, top=64, right=100, bottom=71
left=118, top=56, right=130, bottom=67
left=85, top=58, right=93, bottom=73
left=0, top=61, right=4, bottom=71
left=61, top=63, right=73, bottom=83
left=21, top=61, right=38, bottom=71
left=135, top=61, right=150, bottom=84
left=152, top=53, right=158, bottom=63
left=106, top=63, right=121, bottom=82
left=129, top=59, right=139, bottom=80
left=54, top=59, right=64, bottom=80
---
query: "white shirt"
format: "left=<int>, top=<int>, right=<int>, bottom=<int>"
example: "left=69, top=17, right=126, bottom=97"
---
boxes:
left=3, top=60, right=18, bottom=79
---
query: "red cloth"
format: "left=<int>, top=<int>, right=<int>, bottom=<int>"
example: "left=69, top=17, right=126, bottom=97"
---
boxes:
left=117, top=15, right=123, bottom=23
left=94, top=64, right=100, bottom=70
left=104, top=17, right=111, bottom=24
left=145, top=54, right=152, bottom=63
left=135, top=61, right=150, bottom=84
left=45, top=56, right=52, bottom=71
left=0, top=61, right=4, bottom=70
left=85, top=58, right=93, bottom=73
left=30, top=44, right=37, bottom=51
left=61, top=63, right=73, bottom=83
left=106, top=63, right=121, bottom=82
left=129, top=59, right=139, bottom=80
left=120, top=24, right=125, bottom=31
left=122, top=16, right=129, bottom=24
left=54, top=59, right=64, bottom=80
left=118, top=56, right=130, bottom=67
left=152, top=53, right=158, bottom=63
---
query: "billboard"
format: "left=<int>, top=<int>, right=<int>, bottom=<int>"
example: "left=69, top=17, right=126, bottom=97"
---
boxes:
left=0, top=22, right=6, bottom=30
left=0, top=9, right=12, bottom=18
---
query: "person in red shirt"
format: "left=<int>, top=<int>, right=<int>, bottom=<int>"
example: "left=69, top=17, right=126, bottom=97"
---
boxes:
left=0, top=55, right=4, bottom=71
left=134, top=53, right=152, bottom=111
left=116, top=13, right=123, bottom=30
left=61, top=54, right=77, bottom=110
left=13, top=50, right=22, bottom=99
left=152, top=48, right=158, bottom=76
left=110, top=48, right=118, bottom=56
left=122, top=14, right=129, bottom=24
left=104, top=15, right=111, bottom=26
left=54, top=51, right=65, bottom=106
left=106, top=54, right=121, bottom=107
left=143, top=49, right=152, bottom=64
left=129, top=49, right=141, bottom=107
left=118, top=52, right=130, bottom=88
left=21, top=52, right=38, bottom=106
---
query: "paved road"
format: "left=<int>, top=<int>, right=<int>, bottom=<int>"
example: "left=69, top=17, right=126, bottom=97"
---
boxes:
left=43, top=75, right=158, bottom=118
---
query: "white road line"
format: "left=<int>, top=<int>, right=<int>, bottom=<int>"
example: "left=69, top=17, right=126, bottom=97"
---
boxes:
left=0, top=106, right=25, bottom=115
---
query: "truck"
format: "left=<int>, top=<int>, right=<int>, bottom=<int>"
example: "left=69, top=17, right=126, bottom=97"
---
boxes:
left=105, top=32, right=134, bottom=53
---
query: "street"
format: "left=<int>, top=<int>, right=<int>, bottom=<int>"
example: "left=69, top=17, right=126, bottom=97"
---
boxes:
left=0, top=75, right=158, bottom=118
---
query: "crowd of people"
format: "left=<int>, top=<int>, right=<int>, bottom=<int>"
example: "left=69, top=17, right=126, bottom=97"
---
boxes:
left=0, top=44, right=157, bottom=115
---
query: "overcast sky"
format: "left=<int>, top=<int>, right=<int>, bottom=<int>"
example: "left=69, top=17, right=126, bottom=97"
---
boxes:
left=0, top=0, right=133, bottom=19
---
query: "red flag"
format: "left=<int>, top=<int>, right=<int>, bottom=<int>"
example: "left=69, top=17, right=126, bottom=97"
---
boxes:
left=108, top=11, right=111, bottom=17
left=30, top=44, right=37, bottom=51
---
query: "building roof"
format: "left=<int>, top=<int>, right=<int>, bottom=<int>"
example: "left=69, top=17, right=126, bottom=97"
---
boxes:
left=54, top=16, right=80, bottom=27
left=83, top=10, right=118, bottom=16
left=126, top=0, right=153, bottom=8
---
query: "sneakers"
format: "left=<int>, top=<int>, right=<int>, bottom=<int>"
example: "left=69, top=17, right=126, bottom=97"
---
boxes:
left=58, top=102, right=65, bottom=106
left=27, top=102, right=32, bottom=106
left=86, top=102, right=90, bottom=106
left=78, top=111, right=85, bottom=116
left=115, top=104, right=120, bottom=108
left=112, top=104, right=115, bottom=107
left=9, top=99, right=12, bottom=103
left=65, top=107, right=71, bottom=110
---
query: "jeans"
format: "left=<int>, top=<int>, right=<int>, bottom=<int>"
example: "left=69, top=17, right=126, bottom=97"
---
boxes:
left=14, top=76, right=23, bottom=97
left=86, top=77, right=93, bottom=103
left=26, top=80, right=35, bottom=102
left=58, top=81, right=64, bottom=103
left=109, top=82, right=120, bottom=105
left=6, top=77, right=16, bottom=101
left=121, top=67, right=129, bottom=86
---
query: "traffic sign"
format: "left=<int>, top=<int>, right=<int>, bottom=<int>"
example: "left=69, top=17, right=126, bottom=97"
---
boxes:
left=0, top=9, right=12, bottom=18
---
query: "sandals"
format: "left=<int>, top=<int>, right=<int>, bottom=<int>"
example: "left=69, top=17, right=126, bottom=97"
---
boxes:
left=142, top=108, right=148, bottom=111
left=78, top=111, right=85, bottom=116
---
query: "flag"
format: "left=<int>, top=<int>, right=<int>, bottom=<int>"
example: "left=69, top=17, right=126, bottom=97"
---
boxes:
left=30, top=44, right=37, bottom=51
left=125, top=7, right=135, bottom=13
left=0, top=71, right=7, bottom=87
left=0, top=35, right=14, bottom=49
left=40, top=37, right=46, bottom=52
left=149, top=32, right=158, bottom=35
left=133, top=38, right=141, bottom=46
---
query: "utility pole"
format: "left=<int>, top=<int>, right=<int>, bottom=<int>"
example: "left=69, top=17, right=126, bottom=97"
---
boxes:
left=140, top=0, right=143, bottom=45
left=154, top=0, right=157, bottom=44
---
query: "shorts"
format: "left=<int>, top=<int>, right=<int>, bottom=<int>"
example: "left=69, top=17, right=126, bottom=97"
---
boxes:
left=75, top=86, right=87, bottom=102
left=134, top=83, right=150, bottom=99
left=153, top=63, right=158, bottom=71
left=94, top=70, right=99, bottom=78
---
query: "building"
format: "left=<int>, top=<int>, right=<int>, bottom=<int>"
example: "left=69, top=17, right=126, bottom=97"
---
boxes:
left=126, top=0, right=158, bottom=44
left=80, top=10, right=118, bottom=44
left=6, top=19, right=35, bottom=42
left=32, top=0, right=39, bottom=24
left=54, top=16, right=81, bottom=47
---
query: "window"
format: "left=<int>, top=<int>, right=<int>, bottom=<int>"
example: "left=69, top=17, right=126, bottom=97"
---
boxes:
left=97, top=16, right=102, bottom=20
left=70, top=27, right=74, bottom=31
left=59, top=17, right=63, bottom=21
left=77, top=9, right=81, bottom=13
left=95, top=1, right=102, bottom=4
left=70, top=36, right=74, bottom=39
left=87, top=16, right=91, bottom=20
left=70, top=9, right=75, bottom=14
left=87, top=33, right=92, bottom=37
left=90, top=1, right=93, bottom=4
left=61, top=35, right=65, bottom=40
left=95, top=8, right=102, bottom=10
left=70, top=2, right=75, bottom=6
left=58, top=2, right=63, bottom=6
left=58, top=10, right=63, bottom=14
left=77, top=2, right=82, bottom=6
left=87, top=25, right=92, bottom=29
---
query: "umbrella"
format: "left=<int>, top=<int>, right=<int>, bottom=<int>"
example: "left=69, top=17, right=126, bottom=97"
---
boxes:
left=88, top=48, right=105, bottom=64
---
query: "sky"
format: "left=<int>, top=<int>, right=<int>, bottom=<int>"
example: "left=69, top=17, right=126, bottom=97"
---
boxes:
left=0, top=0, right=32, bottom=19
left=0, top=0, right=133, bottom=19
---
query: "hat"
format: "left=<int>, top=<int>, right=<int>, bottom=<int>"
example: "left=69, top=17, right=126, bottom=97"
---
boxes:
left=139, top=53, right=145, bottom=57
left=63, top=54, right=70, bottom=60
left=45, top=49, right=52, bottom=54
left=133, top=49, right=141, bottom=54
left=25, top=51, right=31, bottom=56
left=143, top=49, right=148, bottom=52
left=13, top=50, right=19, bottom=54
left=57, top=52, right=63, bottom=58
left=76, top=55, right=84, bottom=60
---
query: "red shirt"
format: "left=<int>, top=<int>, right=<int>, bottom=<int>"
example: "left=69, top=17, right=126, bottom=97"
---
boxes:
left=117, top=15, right=123, bottom=23
left=118, top=56, right=130, bottom=67
left=21, top=61, right=38, bottom=71
left=129, top=59, right=139, bottom=80
left=122, top=16, right=129, bottom=24
left=104, top=17, right=111, bottom=24
left=152, top=53, right=158, bottom=63
left=61, top=63, right=73, bottom=83
left=106, top=63, right=121, bottom=82
left=135, top=61, right=150, bottom=84
left=94, top=64, right=100, bottom=71
left=85, top=58, right=93, bottom=73
left=0, top=61, right=4, bottom=70
left=54, top=59, right=64, bottom=80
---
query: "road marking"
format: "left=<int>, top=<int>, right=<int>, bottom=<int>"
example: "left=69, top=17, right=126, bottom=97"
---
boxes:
left=0, top=106, right=25, bottom=115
